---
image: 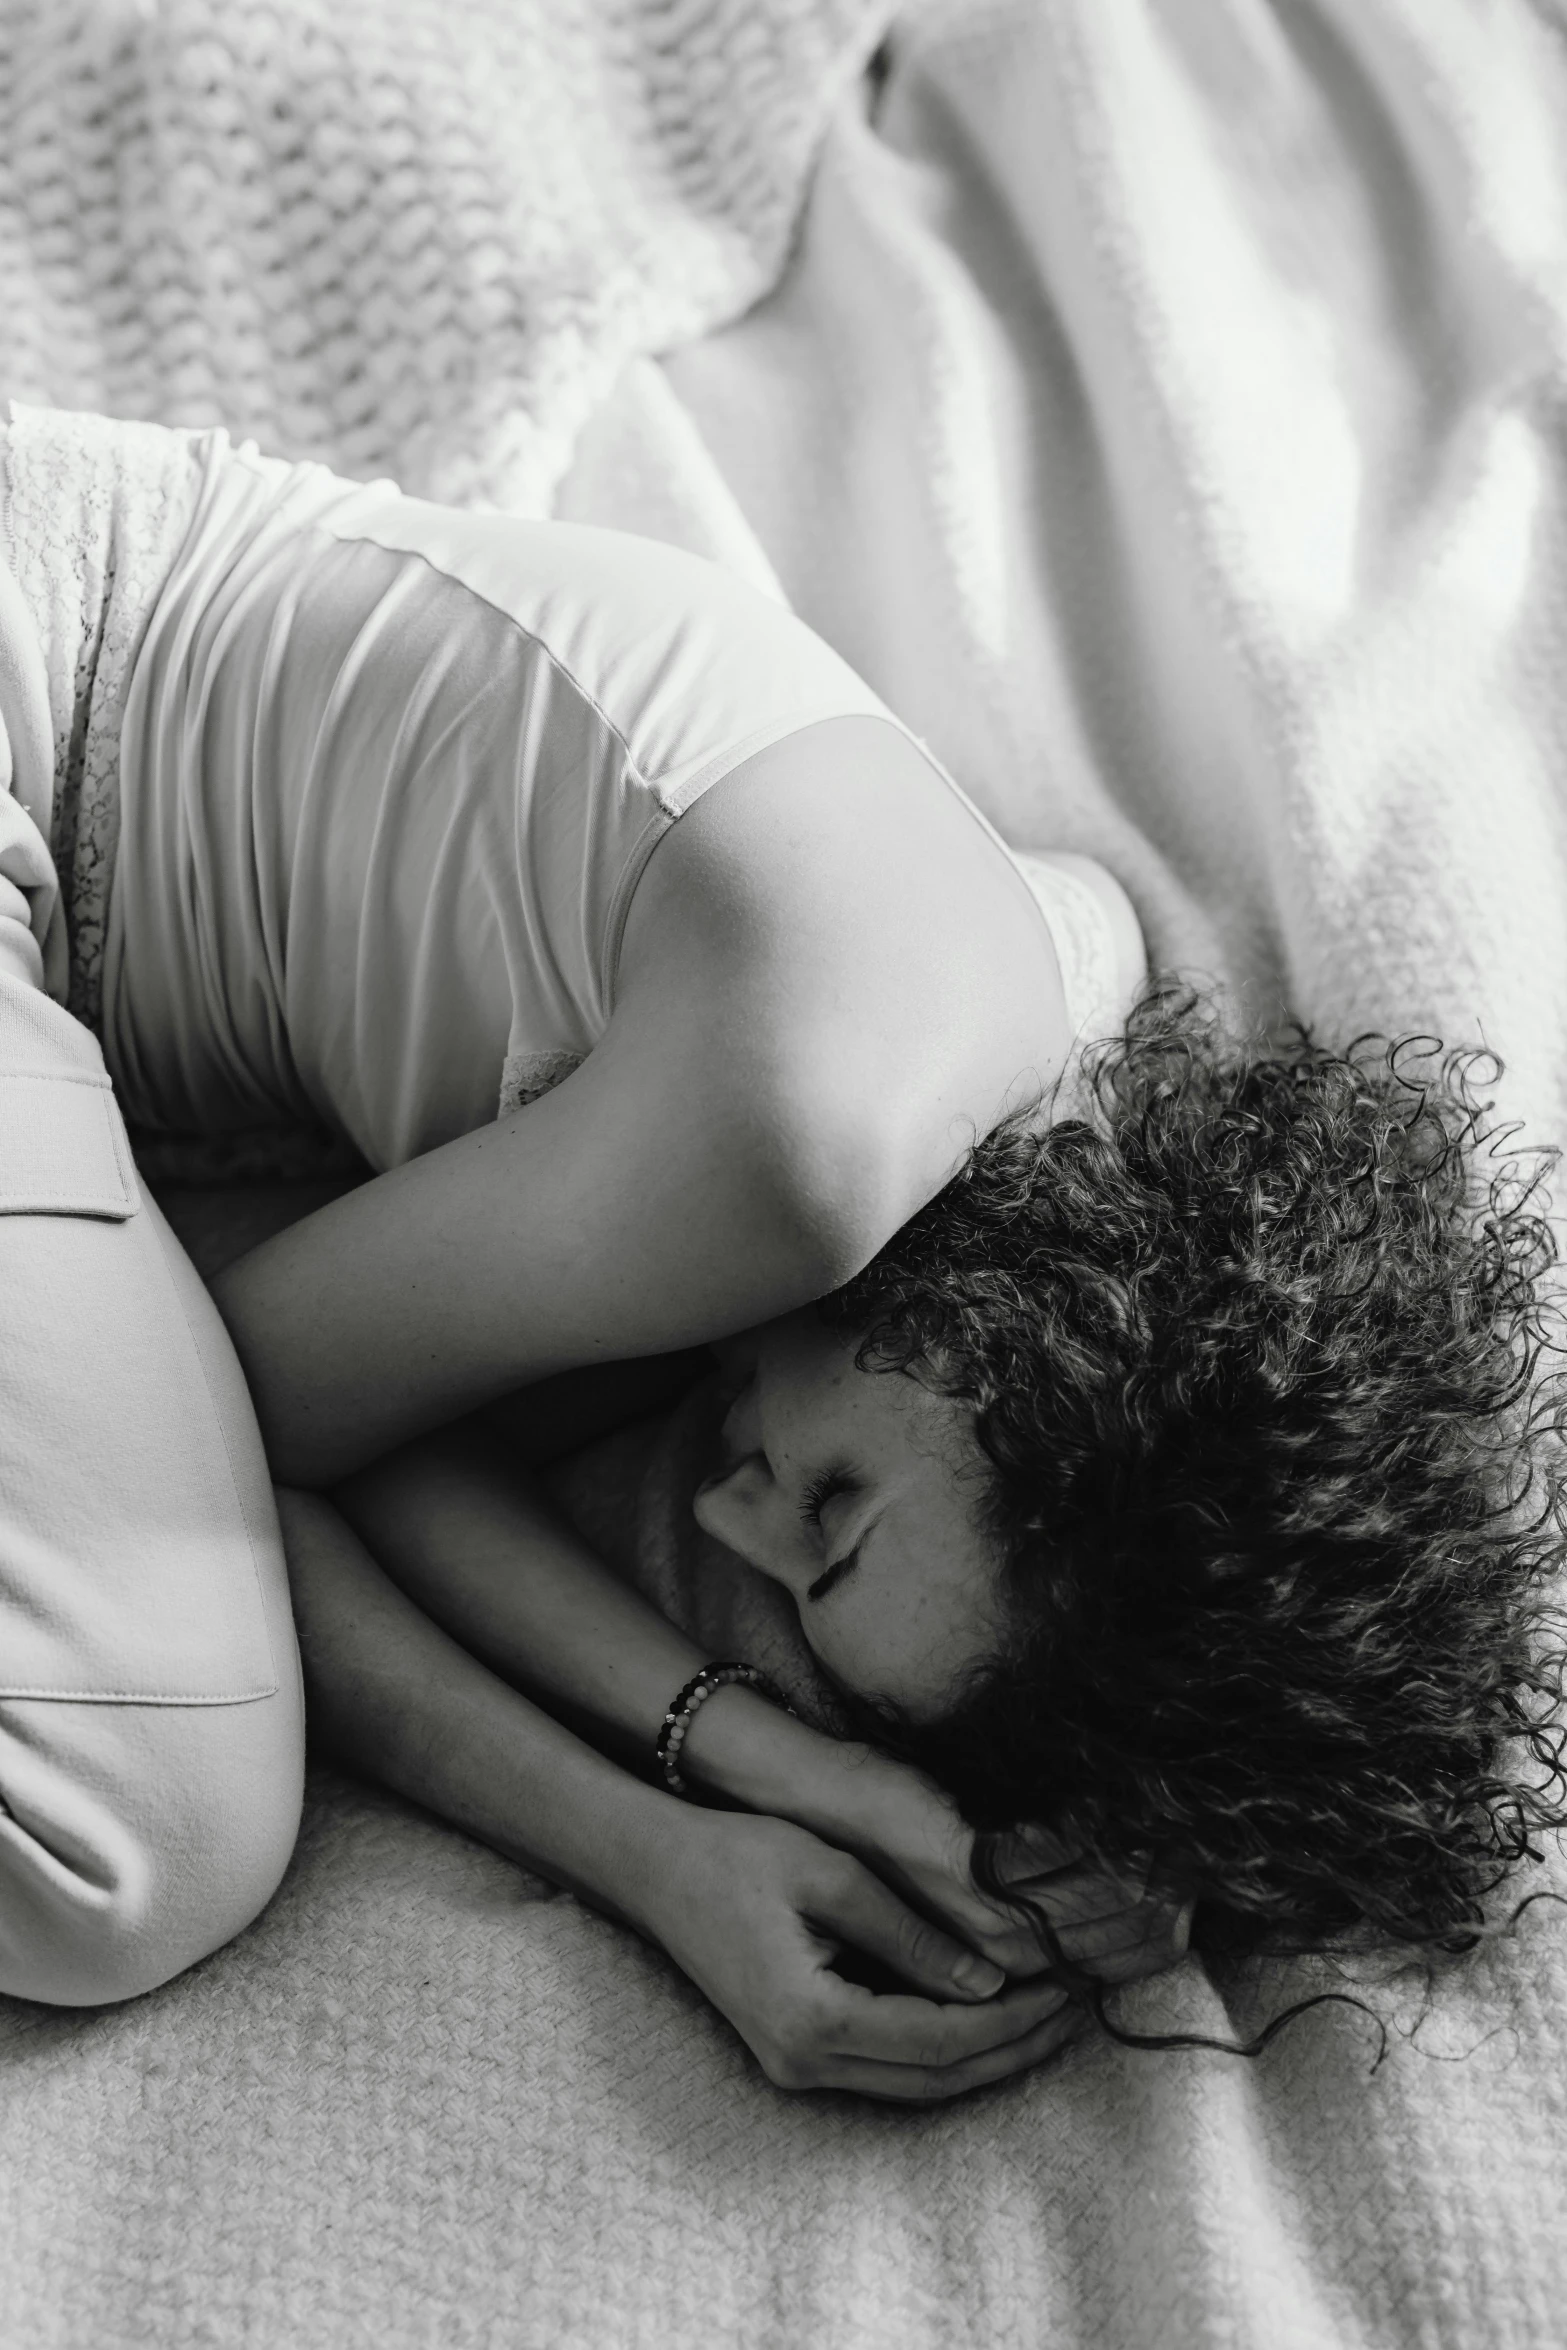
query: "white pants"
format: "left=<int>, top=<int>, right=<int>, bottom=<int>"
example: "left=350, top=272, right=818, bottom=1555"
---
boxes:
left=0, top=970, right=304, bottom=2004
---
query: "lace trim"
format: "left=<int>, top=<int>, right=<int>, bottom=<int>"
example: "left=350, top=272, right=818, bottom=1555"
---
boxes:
left=0, top=419, right=14, bottom=576
left=1010, top=853, right=1123, bottom=1056
left=0, top=405, right=209, bottom=1035
left=498, top=1047, right=586, bottom=1119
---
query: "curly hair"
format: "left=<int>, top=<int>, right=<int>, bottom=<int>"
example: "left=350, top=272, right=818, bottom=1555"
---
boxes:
left=817, top=982, right=1567, bottom=2009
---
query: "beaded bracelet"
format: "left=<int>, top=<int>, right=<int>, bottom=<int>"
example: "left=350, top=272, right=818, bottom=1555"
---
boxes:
left=655, top=1661, right=797, bottom=1795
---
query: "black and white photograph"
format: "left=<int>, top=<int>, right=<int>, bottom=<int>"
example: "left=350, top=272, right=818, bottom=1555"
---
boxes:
left=1, top=2, right=1565, bottom=2344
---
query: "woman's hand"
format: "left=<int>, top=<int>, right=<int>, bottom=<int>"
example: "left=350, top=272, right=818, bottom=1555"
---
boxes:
left=809, top=1749, right=1194, bottom=1987
left=645, top=1811, right=1081, bottom=2101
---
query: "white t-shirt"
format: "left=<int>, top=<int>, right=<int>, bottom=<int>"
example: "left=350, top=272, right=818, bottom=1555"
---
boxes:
left=100, top=432, right=1128, bottom=1167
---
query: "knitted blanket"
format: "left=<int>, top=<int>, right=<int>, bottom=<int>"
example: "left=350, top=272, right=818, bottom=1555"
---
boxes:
left=606, top=0, right=1567, bottom=1179
left=0, top=0, right=887, bottom=513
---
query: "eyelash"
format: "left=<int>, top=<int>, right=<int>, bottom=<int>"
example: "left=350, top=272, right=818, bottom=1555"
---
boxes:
left=797, top=1466, right=852, bottom=1537
left=798, top=1468, right=856, bottom=1604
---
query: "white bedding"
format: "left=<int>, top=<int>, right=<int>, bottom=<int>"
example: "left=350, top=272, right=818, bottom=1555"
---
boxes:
left=3, top=4, right=1567, bottom=2345
left=5, top=1386, right=1564, bottom=2350
left=572, top=0, right=1567, bottom=1168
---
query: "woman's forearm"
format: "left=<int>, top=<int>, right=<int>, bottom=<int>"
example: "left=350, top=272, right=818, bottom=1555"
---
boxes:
left=274, top=1484, right=698, bottom=1935
left=207, top=1006, right=877, bottom=1487
left=331, top=1427, right=878, bottom=1832
left=274, top=1489, right=1089, bottom=2096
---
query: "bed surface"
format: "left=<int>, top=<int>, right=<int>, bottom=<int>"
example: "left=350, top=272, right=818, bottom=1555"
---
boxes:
left=5, top=1373, right=1564, bottom=2350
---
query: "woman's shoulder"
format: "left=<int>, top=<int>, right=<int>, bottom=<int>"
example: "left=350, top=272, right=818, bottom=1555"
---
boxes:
left=615, top=714, right=1084, bottom=1228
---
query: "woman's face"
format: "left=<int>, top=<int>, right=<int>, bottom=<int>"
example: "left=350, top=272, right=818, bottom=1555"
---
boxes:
left=692, top=1309, right=1006, bottom=1717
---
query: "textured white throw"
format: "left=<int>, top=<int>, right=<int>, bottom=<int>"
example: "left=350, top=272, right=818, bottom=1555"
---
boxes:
left=601, top=0, right=1567, bottom=1170
left=0, top=0, right=885, bottom=511
left=4, top=4, right=1567, bottom=2347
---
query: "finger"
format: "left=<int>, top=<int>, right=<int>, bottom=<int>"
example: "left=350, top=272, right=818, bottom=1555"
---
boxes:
left=998, top=1857, right=1185, bottom=1936
left=1052, top=1906, right=1162, bottom=1965
left=993, top=1822, right=1085, bottom=1878
left=971, top=1933, right=1059, bottom=1983
left=1054, top=1891, right=1194, bottom=1969
left=1001, top=1861, right=1154, bottom=1932
left=819, top=1972, right=1071, bottom=2068
left=970, top=1886, right=1169, bottom=1974
left=822, top=2001, right=1083, bottom=2104
left=1070, top=1897, right=1195, bottom=1985
left=804, top=1863, right=1007, bottom=2003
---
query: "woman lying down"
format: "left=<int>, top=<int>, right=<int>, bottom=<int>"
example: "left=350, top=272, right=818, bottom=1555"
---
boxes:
left=0, top=405, right=1561, bottom=2099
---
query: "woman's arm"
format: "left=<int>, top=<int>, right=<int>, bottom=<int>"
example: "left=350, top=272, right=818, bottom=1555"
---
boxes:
left=209, top=723, right=1071, bottom=1490
left=209, top=882, right=902, bottom=1487
left=333, top=1422, right=873, bottom=1821
left=281, top=1479, right=685, bottom=1929
left=278, top=1484, right=1080, bottom=2100
left=334, top=1427, right=1193, bottom=1986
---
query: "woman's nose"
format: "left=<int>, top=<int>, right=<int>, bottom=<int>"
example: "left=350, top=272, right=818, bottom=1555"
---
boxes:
left=692, top=1451, right=790, bottom=1565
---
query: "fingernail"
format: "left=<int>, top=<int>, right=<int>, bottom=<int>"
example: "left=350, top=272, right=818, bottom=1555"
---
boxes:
left=955, top=1956, right=1005, bottom=1997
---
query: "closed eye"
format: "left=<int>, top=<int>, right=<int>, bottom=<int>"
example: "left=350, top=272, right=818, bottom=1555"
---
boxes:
left=797, top=1467, right=864, bottom=1603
